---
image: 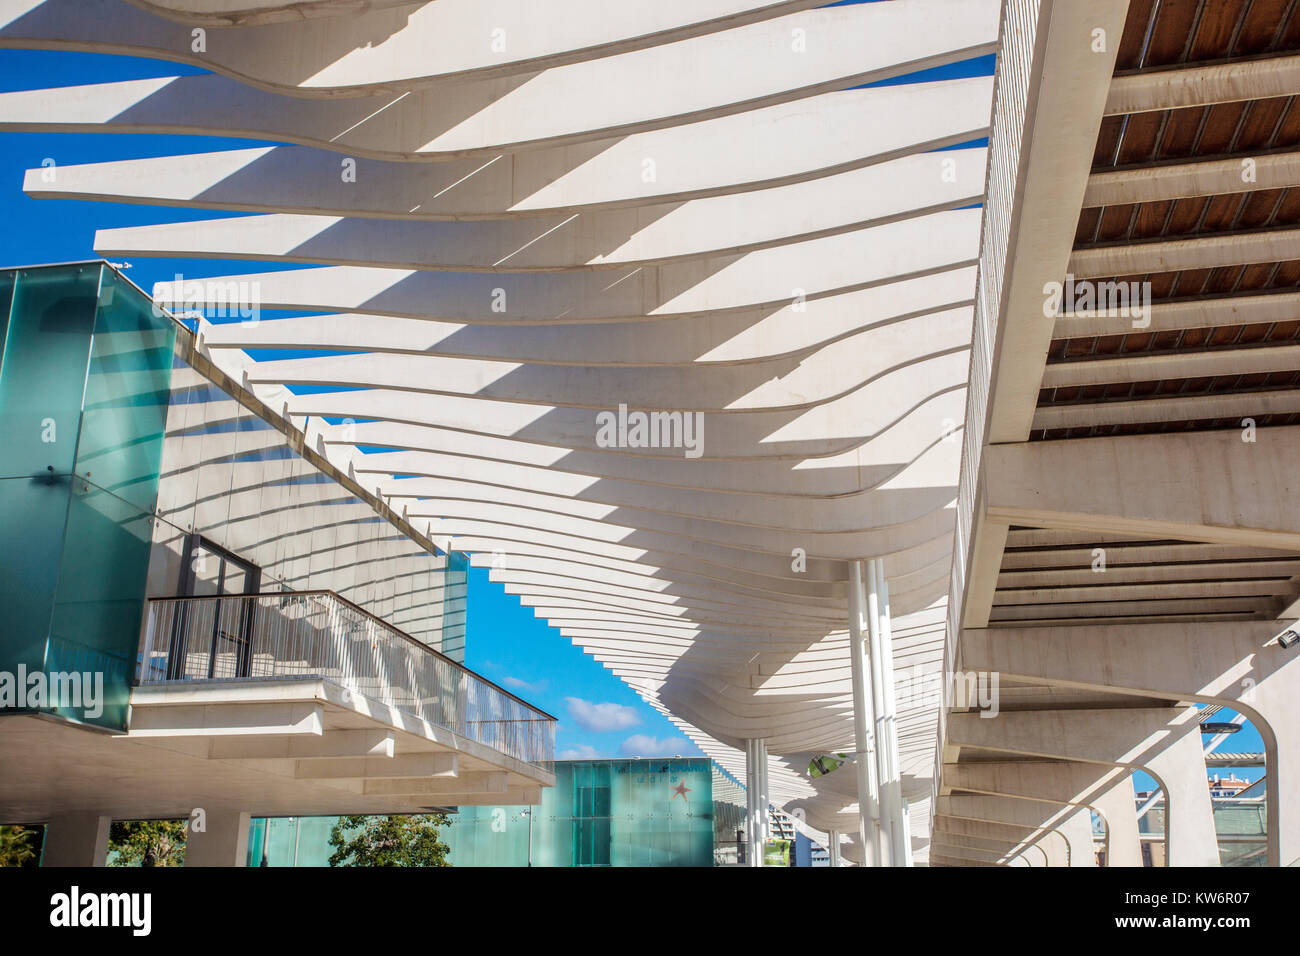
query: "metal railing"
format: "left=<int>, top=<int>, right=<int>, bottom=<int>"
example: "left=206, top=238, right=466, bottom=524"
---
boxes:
left=139, top=591, right=555, bottom=768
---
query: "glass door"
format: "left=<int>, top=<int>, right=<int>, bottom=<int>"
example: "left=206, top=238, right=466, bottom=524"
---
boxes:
left=168, top=535, right=261, bottom=679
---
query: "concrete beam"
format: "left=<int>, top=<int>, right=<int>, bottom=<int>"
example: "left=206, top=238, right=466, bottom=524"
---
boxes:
left=1084, top=153, right=1300, bottom=208
left=361, top=772, right=509, bottom=796
left=1106, top=53, right=1300, bottom=116
left=0, top=0, right=830, bottom=87
left=937, top=794, right=1094, bottom=866
left=1070, top=228, right=1300, bottom=282
left=928, top=841, right=1008, bottom=864
left=129, top=702, right=325, bottom=737
left=946, top=707, right=1215, bottom=866
left=206, top=730, right=395, bottom=760
left=292, top=753, right=458, bottom=780
left=1033, top=389, right=1300, bottom=432
left=184, top=810, right=251, bottom=867
left=985, top=427, right=1300, bottom=551
left=40, top=813, right=111, bottom=867
left=984, top=0, right=1129, bottom=444
left=935, top=806, right=1076, bottom=868
left=1053, top=290, right=1300, bottom=339
left=961, top=620, right=1300, bottom=864
left=0, top=24, right=997, bottom=162
left=944, top=761, right=1141, bottom=866
left=934, top=818, right=1051, bottom=867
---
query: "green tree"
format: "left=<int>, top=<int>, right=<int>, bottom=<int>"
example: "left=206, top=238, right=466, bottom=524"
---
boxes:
left=328, top=814, right=451, bottom=867
left=109, top=820, right=187, bottom=867
left=808, top=753, right=848, bottom=778
left=0, top=825, right=42, bottom=867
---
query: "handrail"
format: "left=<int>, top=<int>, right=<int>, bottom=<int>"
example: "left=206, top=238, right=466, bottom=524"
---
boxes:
left=146, top=590, right=555, bottom=720
left=138, top=590, right=555, bottom=767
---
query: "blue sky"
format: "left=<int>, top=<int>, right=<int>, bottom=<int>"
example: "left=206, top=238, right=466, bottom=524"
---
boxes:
left=463, top=566, right=696, bottom=761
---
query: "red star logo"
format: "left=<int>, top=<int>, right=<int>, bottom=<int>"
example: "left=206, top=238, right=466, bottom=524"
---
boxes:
left=671, top=782, right=691, bottom=801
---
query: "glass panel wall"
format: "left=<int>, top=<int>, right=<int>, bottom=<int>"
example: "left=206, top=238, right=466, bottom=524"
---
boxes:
left=246, top=758, right=719, bottom=867
left=0, top=263, right=175, bottom=730
left=147, top=367, right=466, bottom=661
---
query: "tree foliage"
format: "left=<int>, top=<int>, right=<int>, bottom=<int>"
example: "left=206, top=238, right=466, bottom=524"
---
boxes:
left=328, top=814, right=451, bottom=867
left=0, top=825, right=42, bottom=867
left=808, top=753, right=849, bottom=778
left=109, top=820, right=187, bottom=867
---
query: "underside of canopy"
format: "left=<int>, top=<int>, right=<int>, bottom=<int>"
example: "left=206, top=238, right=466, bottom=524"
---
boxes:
left=1, top=0, right=1004, bottom=862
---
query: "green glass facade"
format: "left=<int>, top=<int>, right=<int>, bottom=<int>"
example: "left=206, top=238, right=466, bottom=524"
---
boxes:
left=0, top=263, right=175, bottom=730
left=247, top=758, right=719, bottom=867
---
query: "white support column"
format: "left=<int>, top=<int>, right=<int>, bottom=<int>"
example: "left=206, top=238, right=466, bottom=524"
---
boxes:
left=865, top=559, right=893, bottom=867
left=184, top=810, right=251, bottom=867
left=41, top=813, right=111, bottom=867
left=744, top=739, right=768, bottom=867
left=744, top=739, right=755, bottom=866
left=1092, top=775, right=1143, bottom=868
left=827, top=829, right=841, bottom=867
left=870, top=559, right=908, bottom=866
left=847, top=559, right=880, bottom=866
left=899, top=798, right=914, bottom=867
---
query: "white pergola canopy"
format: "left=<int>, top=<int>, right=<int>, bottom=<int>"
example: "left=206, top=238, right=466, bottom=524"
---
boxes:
left=2, top=0, right=1003, bottom=858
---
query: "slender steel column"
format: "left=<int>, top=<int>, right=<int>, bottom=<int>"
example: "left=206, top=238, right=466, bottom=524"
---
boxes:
left=744, top=737, right=768, bottom=866
left=847, top=559, right=880, bottom=865
left=864, top=559, right=894, bottom=866
left=900, top=795, right=914, bottom=867
left=827, top=828, right=841, bottom=867
left=870, top=558, right=909, bottom=866
left=744, top=738, right=756, bottom=866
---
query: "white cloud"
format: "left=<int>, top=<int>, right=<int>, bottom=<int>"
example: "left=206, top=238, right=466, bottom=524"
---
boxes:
left=620, top=734, right=691, bottom=757
left=502, top=675, right=546, bottom=693
left=565, top=697, right=640, bottom=733
left=558, top=744, right=602, bottom=760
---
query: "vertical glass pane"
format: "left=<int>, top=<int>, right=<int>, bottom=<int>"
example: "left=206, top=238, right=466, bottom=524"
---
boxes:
left=46, top=480, right=154, bottom=728
left=0, top=476, right=72, bottom=674
left=0, top=265, right=99, bottom=697
left=0, top=264, right=99, bottom=479
left=222, top=566, right=247, bottom=596
left=190, top=544, right=221, bottom=595
left=0, top=264, right=175, bottom=731
left=76, top=272, right=175, bottom=512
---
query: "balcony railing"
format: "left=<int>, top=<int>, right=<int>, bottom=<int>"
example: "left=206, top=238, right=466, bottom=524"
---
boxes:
left=138, top=591, right=554, bottom=768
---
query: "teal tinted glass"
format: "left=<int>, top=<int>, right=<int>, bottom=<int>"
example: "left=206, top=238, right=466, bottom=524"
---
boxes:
left=0, top=270, right=14, bottom=365
left=0, top=265, right=101, bottom=690
left=246, top=759, right=718, bottom=867
left=0, top=475, right=72, bottom=673
left=0, top=264, right=101, bottom=479
left=45, top=480, right=157, bottom=729
left=0, top=264, right=175, bottom=731
left=77, top=273, right=175, bottom=511
left=441, top=550, right=468, bottom=662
